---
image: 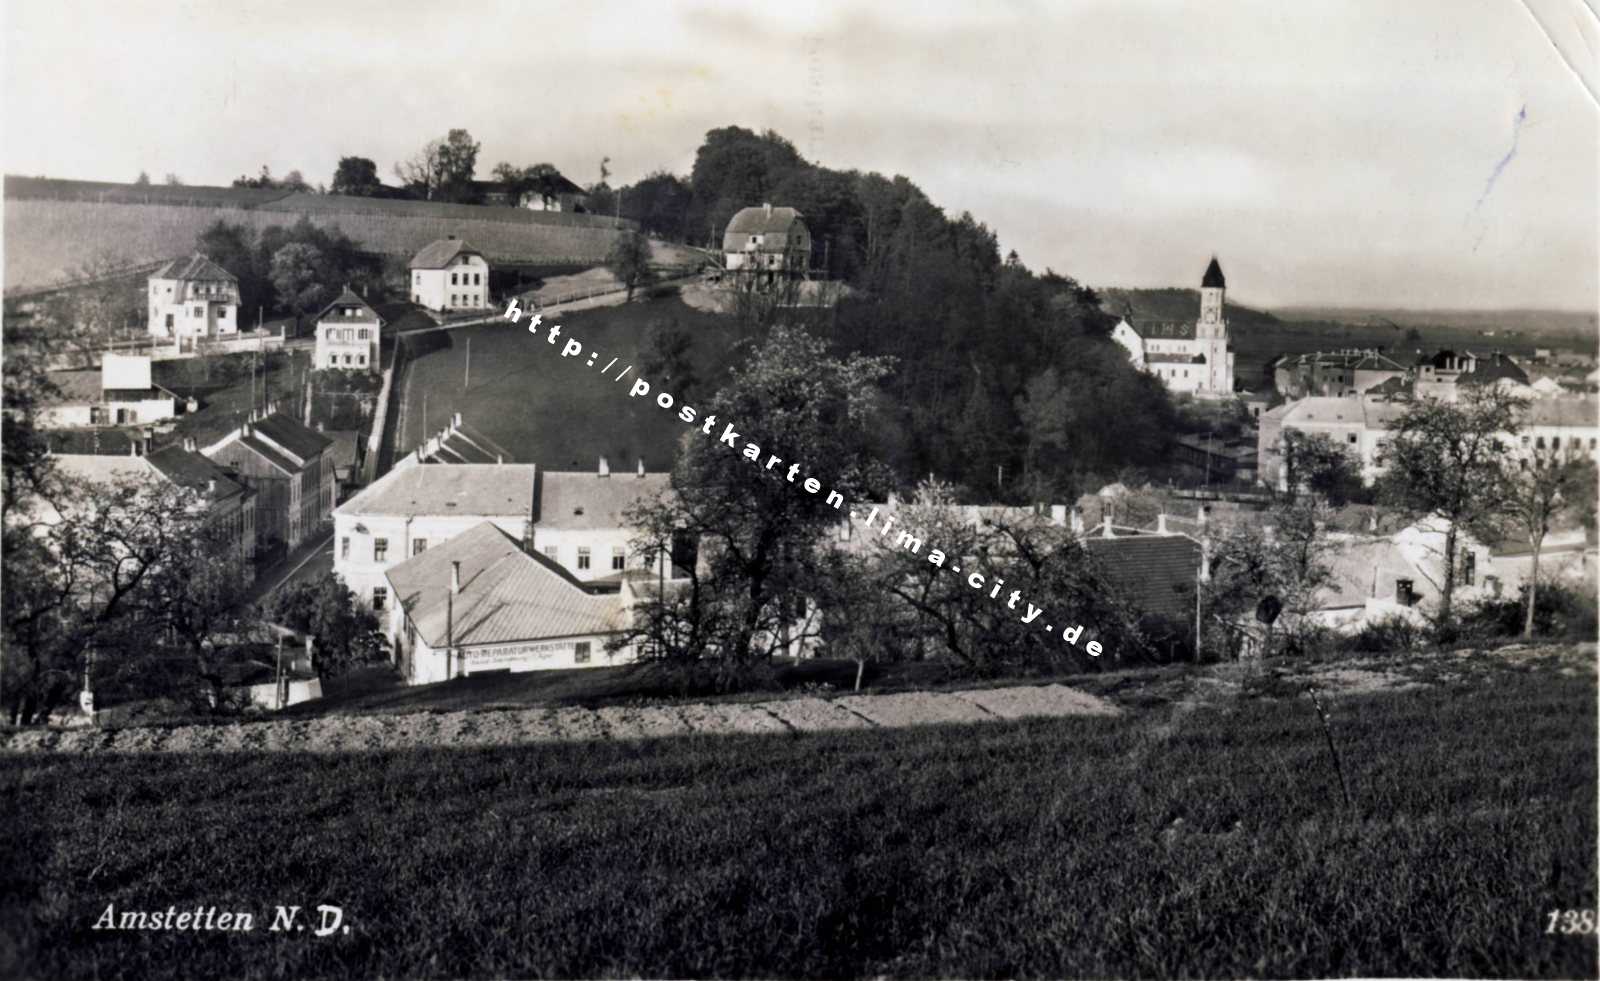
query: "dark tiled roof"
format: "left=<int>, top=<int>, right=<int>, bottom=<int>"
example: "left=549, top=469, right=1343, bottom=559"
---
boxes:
left=145, top=445, right=247, bottom=502
left=1127, top=320, right=1197, bottom=340
left=43, top=370, right=102, bottom=403
left=152, top=254, right=238, bottom=282
left=1084, top=535, right=1202, bottom=621
left=386, top=522, right=621, bottom=648
left=250, top=413, right=332, bottom=463
left=1458, top=356, right=1530, bottom=387
left=235, top=435, right=302, bottom=475
left=314, top=287, right=382, bottom=325
left=1201, top=256, right=1226, bottom=289
left=408, top=238, right=485, bottom=269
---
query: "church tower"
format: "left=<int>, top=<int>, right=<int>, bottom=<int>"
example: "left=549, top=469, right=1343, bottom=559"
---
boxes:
left=1197, top=256, right=1226, bottom=338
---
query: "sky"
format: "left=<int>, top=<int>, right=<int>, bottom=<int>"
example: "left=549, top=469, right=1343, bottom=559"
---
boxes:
left=3, top=0, right=1597, bottom=311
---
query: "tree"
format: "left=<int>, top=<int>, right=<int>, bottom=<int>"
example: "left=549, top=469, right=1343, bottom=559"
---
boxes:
left=163, top=173, right=184, bottom=186
left=1376, top=387, right=1523, bottom=633
left=269, top=573, right=385, bottom=678
left=1279, top=429, right=1363, bottom=505
left=1497, top=452, right=1597, bottom=637
left=395, top=139, right=447, bottom=200
left=134, top=171, right=151, bottom=186
left=617, top=327, right=894, bottom=671
left=641, top=321, right=700, bottom=401
left=269, top=241, right=329, bottom=327
left=279, top=169, right=309, bottom=192
left=605, top=229, right=654, bottom=300
left=233, top=165, right=278, bottom=189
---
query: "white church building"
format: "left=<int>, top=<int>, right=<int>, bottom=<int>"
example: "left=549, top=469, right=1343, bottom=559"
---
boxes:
left=1112, top=257, right=1237, bottom=397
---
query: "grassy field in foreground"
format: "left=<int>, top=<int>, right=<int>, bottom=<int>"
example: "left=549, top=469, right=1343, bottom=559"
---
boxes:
left=395, top=296, right=744, bottom=471
left=2, top=667, right=1595, bottom=979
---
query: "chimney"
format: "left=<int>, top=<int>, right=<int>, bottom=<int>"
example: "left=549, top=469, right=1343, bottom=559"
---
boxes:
left=451, top=561, right=461, bottom=594
left=207, top=478, right=217, bottom=495
left=598, top=456, right=610, bottom=477
left=1197, top=504, right=1209, bottom=527
left=1102, top=514, right=1114, bottom=538
left=637, top=458, right=646, bottom=478
left=496, top=453, right=503, bottom=465
left=1157, top=513, right=1169, bottom=535
left=1050, top=504, right=1066, bottom=526
left=453, top=412, right=462, bottom=429
left=763, top=202, right=772, bottom=218
left=182, top=436, right=197, bottom=453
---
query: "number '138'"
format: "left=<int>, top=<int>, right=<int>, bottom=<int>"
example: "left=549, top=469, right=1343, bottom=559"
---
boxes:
left=1547, top=910, right=1597, bottom=934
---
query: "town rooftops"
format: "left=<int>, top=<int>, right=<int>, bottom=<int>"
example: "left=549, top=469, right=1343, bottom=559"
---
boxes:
left=42, top=369, right=175, bottom=405
left=152, top=253, right=238, bottom=282
left=386, top=522, right=622, bottom=648
left=536, top=468, right=671, bottom=530
left=1082, top=534, right=1202, bottom=621
left=145, top=444, right=249, bottom=503
left=336, top=462, right=537, bottom=518
left=408, top=238, right=485, bottom=270
left=1278, top=396, right=1408, bottom=429
left=44, top=447, right=247, bottom=503
left=1201, top=256, right=1226, bottom=289
left=725, top=204, right=805, bottom=237
left=315, top=287, right=382, bottom=325
left=1458, top=353, right=1530, bottom=387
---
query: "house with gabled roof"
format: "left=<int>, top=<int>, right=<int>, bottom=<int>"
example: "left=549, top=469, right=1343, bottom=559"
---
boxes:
left=385, top=521, right=631, bottom=684
left=204, top=408, right=335, bottom=553
left=37, top=355, right=178, bottom=429
left=408, top=236, right=489, bottom=312
left=148, top=253, right=240, bottom=350
left=313, top=287, right=383, bottom=372
left=723, top=203, right=810, bottom=279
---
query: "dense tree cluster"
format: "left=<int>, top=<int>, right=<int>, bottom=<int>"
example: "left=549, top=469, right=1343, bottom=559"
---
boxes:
left=194, top=217, right=382, bottom=325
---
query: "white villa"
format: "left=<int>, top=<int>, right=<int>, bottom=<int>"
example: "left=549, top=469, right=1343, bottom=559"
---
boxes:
left=148, top=254, right=240, bottom=352
left=314, top=287, right=382, bottom=373
left=408, top=237, right=489, bottom=312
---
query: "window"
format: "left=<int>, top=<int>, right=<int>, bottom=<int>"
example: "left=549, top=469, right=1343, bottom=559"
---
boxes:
left=1396, top=579, right=1415, bottom=606
left=543, top=545, right=558, bottom=560
left=1552, top=437, right=1561, bottom=450
left=1347, top=433, right=1358, bottom=444
left=193, top=307, right=203, bottom=317
left=474, top=273, right=481, bottom=285
left=357, top=329, right=368, bottom=340
left=1461, top=552, right=1476, bottom=587
left=1591, top=438, right=1597, bottom=450
left=451, top=273, right=458, bottom=285
left=612, top=546, right=626, bottom=571
left=577, top=546, right=591, bottom=570
left=357, top=355, right=366, bottom=367
left=329, top=355, right=338, bottom=367
left=340, top=537, right=349, bottom=559
left=218, top=308, right=228, bottom=319
left=574, top=641, right=591, bottom=664
left=1536, top=436, right=1546, bottom=449
left=374, top=538, right=388, bottom=562
left=372, top=587, right=387, bottom=611
left=343, top=355, right=352, bottom=365
left=413, top=539, right=428, bottom=556
left=165, top=314, right=174, bottom=328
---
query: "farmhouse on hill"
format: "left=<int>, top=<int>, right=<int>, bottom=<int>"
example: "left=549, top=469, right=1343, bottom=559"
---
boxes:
left=723, top=204, right=810, bottom=281
left=313, top=287, right=383, bottom=373
left=1111, top=256, right=1237, bottom=397
left=408, top=237, right=489, bottom=312
left=147, top=253, right=240, bottom=351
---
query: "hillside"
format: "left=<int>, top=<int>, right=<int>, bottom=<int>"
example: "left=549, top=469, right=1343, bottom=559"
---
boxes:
left=4, top=643, right=1592, bottom=978
left=2, top=176, right=650, bottom=293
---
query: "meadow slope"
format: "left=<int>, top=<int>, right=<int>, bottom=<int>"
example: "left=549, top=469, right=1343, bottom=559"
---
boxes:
left=1, top=644, right=1594, bottom=979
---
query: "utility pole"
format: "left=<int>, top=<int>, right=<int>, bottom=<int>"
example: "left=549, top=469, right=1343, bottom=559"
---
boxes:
left=464, top=337, right=471, bottom=390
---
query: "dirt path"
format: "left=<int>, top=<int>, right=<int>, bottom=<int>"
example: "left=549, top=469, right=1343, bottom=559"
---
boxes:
left=0, top=683, right=1121, bottom=755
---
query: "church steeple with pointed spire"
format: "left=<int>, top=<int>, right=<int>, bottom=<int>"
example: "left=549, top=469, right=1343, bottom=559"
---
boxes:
left=1197, top=256, right=1226, bottom=338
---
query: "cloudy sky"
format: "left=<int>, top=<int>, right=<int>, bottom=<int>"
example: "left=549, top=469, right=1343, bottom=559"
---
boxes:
left=4, top=0, right=1596, bottom=310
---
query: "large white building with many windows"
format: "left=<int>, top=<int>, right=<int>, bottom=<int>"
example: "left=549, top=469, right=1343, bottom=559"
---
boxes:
left=408, top=237, right=490, bottom=312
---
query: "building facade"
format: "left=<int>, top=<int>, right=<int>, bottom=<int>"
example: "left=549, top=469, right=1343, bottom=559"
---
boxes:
left=723, top=204, right=810, bottom=279
left=1111, top=257, right=1236, bottom=397
left=530, top=459, right=672, bottom=583
left=408, top=238, right=490, bottom=312
left=38, top=355, right=177, bottom=429
left=313, top=288, right=383, bottom=372
left=204, top=409, right=335, bottom=552
left=148, top=254, right=240, bottom=351
left=331, top=457, right=538, bottom=611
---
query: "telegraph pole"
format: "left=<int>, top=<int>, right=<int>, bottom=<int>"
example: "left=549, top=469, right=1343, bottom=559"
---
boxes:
left=464, top=337, right=471, bottom=390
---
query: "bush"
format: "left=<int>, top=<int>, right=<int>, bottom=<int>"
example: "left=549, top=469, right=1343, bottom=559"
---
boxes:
left=1340, top=614, right=1425, bottom=655
left=1460, top=581, right=1600, bottom=641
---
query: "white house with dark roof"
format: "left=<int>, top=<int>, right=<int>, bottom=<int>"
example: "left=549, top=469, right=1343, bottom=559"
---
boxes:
left=37, top=355, right=177, bottom=429
left=408, top=237, right=489, bottom=312
left=148, top=253, right=240, bottom=349
left=331, top=457, right=538, bottom=611
left=313, top=287, right=383, bottom=372
left=723, top=204, right=810, bottom=278
left=1111, top=257, right=1236, bottom=397
left=531, top=457, right=672, bottom=583
left=385, top=521, right=632, bottom=684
